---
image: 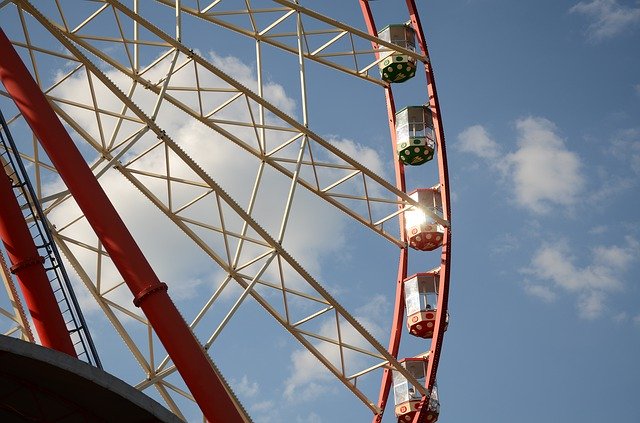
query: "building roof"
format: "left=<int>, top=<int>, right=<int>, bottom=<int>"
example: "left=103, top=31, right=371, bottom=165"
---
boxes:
left=0, top=335, right=183, bottom=422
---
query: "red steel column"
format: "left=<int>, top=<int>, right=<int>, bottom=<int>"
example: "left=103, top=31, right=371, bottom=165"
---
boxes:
left=0, top=169, right=77, bottom=356
left=0, top=30, right=245, bottom=422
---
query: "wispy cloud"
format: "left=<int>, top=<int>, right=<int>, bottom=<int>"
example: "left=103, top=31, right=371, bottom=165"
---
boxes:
left=523, top=282, right=558, bottom=303
left=521, top=237, right=637, bottom=318
left=490, top=233, right=521, bottom=256
left=249, top=400, right=281, bottom=423
left=610, top=128, right=640, bottom=175
left=233, top=375, right=260, bottom=398
left=577, top=290, right=606, bottom=319
left=589, top=225, right=608, bottom=235
left=296, top=412, right=323, bottom=423
left=613, top=311, right=628, bottom=322
left=570, top=0, right=640, bottom=40
left=284, top=351, right=335, bottom=402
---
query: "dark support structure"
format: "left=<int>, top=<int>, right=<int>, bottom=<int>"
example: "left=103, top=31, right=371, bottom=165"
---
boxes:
left=0, top=29, right=247, bottom=422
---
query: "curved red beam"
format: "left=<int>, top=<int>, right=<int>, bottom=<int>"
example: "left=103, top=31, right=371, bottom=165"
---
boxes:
left=359, top=2, right=453, bottom=422
left=405, top=0, right=453, bottom=385
left=0, top=29, right=246, bottom=423
left=403, top=1, right=453, bottom=421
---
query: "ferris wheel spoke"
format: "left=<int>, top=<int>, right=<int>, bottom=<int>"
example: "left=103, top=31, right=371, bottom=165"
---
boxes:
left=152, top=0, right=426, bottom=86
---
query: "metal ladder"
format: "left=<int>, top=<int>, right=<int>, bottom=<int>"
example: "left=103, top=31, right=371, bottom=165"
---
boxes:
left=0, top=109, right=102, bottom=368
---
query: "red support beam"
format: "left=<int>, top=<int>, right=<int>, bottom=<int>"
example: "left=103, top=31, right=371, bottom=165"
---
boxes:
left=0, top=167, right=77, bottom=357
left=0, top=29, right=246, bottom=422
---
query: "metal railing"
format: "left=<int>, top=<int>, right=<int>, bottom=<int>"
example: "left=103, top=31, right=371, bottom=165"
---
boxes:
left=0, top=109, right=101, bottom=368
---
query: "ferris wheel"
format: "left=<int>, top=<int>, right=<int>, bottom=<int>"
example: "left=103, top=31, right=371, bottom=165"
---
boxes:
left=0, top=1, right=451, bottom=422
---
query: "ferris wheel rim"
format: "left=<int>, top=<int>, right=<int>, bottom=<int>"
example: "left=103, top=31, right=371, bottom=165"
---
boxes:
left=358, top=0, right=453, bottom=421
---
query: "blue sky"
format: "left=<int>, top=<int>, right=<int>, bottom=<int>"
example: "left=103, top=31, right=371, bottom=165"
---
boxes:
left=431, top=1, right=640, bottom=422
left=1, top=1, right=639, bottom=422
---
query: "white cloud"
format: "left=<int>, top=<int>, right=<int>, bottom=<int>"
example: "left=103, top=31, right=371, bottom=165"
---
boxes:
left=529, top=242, right=624, bottom=292
left=570, top=0, right=640, bottom=39
left=285, top=378, right=333, bottom=402
left=633, top=314, right=640, bottom=326
left=635, top=84, right=640, bottom=96
left=207, top=52, right=295, bottom=114
left=588, top=171, right=635, bottom=204
left=522, top=237, right=637, bottom=318
left=592, top=244, right=635, bottom=269
left=457, top=125, right=501, bottom=159
left=353, top=294, right=390, bottom=325
left=457, top=118, right=585, bottom=214
left=49, top=168, right=229, bottom=319
left=504, top=117, right=585, bottom=214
